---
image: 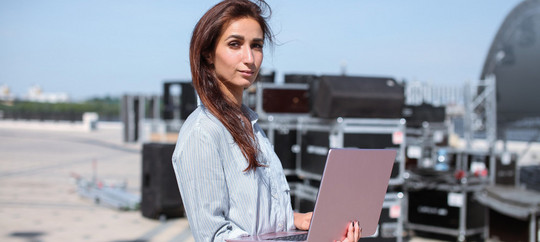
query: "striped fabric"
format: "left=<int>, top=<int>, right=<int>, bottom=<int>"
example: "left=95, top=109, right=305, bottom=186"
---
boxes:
left=172, top=104, right=295, bottom=242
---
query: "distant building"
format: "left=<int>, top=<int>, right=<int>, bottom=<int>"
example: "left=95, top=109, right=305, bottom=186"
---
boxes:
left=25, top=85, right=70, bottom=103
left=0, top=84, right=15, bottom=102
left=405, top=81, right=464, bottom=106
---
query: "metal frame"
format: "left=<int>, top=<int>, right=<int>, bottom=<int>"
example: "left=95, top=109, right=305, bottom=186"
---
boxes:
left=405, top=121, right=451, bottom=170
left=296, top=116, right=406, bottom=185
left=463, top=76, right=498, bottom=185
left=122, top=95, right=161, bottom=143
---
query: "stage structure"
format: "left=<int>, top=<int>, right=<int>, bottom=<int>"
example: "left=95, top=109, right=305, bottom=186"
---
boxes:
left=473, top=1, right=540, bottom=241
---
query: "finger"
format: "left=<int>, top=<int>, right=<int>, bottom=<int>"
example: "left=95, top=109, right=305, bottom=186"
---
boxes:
left=347, top=222, right=354, bottom=241
left=302, top=220, right=310, bottom=230
left=354, top=221, right=359, bottom=241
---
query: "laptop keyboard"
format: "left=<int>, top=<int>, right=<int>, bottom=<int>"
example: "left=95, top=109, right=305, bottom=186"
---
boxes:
left=267, top=233, right=307, bottom=241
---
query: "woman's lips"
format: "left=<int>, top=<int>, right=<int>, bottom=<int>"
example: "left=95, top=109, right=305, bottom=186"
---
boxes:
left=239, top=70, right=255, bottom=77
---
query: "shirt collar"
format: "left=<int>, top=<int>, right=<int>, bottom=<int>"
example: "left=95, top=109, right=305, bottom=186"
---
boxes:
left=241, top=104, right=259, bottom=126
left=200, top=103, right=258, bottom=126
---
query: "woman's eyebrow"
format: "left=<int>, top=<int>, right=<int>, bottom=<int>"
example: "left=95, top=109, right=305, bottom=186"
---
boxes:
left=225, top=34, right=245, bottom=41
left=225, top=35, right=264, bottom=43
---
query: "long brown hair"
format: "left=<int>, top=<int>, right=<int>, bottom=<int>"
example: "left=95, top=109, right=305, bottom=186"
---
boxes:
left=189, top=0, right=273, bottom=172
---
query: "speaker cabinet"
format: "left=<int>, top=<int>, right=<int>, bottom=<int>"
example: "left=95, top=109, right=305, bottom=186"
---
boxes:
left=312, top=75, right=405, bottom=119
left=141, top=143, right=184, bottom=219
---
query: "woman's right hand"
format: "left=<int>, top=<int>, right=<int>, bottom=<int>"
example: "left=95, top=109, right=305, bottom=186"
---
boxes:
left=335, top=221, right=361, bottom=242
left=293, top=212, right=313, bottom=230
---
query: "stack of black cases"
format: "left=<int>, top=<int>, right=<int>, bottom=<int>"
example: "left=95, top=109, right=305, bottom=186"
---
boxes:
left=296, top=116, right=406, bottom=186
left=259, top=115, right=404, bottom=184
left=296, top=117, right=406, bottom=242
left=257, top=86, right=405, bottom=241
left=404, top=181, right=487, bottom=242
left=403, top=149, right=495, bottom=241
left=255, top=82, right=407, bottom=241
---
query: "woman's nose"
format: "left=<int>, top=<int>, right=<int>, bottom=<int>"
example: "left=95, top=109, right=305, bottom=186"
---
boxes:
left=242, top=46, right=254, bottom=64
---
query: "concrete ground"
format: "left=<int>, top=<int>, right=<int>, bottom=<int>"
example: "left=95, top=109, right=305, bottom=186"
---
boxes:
left=0, top=121, right=194, bottom=242
left=2, top=120, right=537, bottom=241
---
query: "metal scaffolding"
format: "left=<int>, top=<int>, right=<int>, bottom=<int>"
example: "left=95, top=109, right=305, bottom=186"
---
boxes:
left=464, top=76, right=497, bottom=184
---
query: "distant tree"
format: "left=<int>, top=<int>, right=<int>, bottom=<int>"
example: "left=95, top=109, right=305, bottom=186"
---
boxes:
left=0, top=96, right=121, bottom=121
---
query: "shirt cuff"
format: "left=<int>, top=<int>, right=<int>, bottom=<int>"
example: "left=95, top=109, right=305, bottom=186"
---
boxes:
left=228, top=228, right=249, bottom=240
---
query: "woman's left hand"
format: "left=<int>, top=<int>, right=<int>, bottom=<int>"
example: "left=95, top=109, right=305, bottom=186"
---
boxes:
left=293, top=212, right=312, bottom=230
left=335, top=221, right=361, bottom=242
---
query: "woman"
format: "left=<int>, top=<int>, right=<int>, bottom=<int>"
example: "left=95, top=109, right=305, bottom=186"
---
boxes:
left=172, top=0, right=360, bottom=241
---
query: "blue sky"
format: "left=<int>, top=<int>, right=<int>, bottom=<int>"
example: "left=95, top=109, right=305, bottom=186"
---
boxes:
left=0, top=0, right=522, bottom=100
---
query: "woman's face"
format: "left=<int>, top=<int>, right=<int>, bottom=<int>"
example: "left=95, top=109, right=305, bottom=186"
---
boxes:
left=211, top=17, right=264, bottom=92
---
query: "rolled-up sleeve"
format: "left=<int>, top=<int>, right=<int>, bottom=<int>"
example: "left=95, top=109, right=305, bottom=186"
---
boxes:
left=172, top=125, right=248, bottom=242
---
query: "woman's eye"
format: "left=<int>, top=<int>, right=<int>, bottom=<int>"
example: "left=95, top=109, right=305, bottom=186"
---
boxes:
left=228, top=41, right=241, bottom=48
left=252, top=43, right=263, bottom=49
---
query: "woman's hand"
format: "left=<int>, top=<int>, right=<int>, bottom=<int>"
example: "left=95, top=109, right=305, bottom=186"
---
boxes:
left=293, top=212, right=313, bottom=230
left=335, top=221, right=361, bottom=242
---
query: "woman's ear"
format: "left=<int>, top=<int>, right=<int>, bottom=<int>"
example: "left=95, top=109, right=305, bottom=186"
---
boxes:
left=204, top=53, right=213, bottom=64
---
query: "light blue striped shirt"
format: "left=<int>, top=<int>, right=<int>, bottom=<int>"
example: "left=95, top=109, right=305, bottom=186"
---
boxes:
left=172, top=104, right=295, bottom=242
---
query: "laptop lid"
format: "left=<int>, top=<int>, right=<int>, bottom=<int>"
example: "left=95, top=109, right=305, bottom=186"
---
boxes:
left=227, top=148, right=397, bottom=242
left=306, top=148, right=396, bottom=241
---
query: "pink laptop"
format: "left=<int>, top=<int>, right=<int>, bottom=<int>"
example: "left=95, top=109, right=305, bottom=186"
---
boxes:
left=227, top=148, right=397, bottom=242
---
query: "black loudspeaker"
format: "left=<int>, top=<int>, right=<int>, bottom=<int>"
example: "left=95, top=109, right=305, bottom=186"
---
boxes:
left=402, top=103, right=446, bottom=127
left=141, top=143, right=184, bottom=219
left=163, top=82, right=197, bottom=120
left=312, top=75, right=405, bottom=118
